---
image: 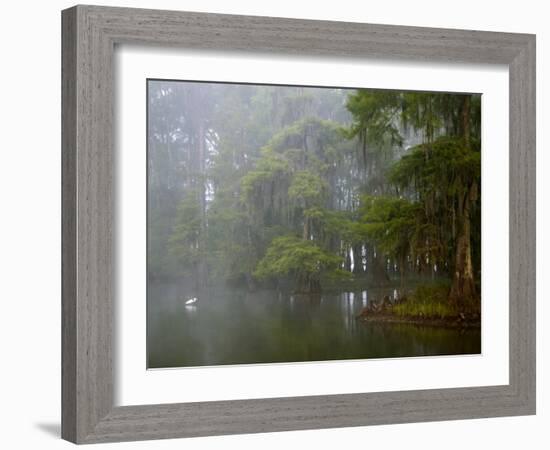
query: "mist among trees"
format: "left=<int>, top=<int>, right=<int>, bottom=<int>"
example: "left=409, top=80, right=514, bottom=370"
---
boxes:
left=147, top=80, right=481, bottom=313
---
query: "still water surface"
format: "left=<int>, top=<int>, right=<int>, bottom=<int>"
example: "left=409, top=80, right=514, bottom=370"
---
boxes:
left=147, top=282, right=481, bottom=368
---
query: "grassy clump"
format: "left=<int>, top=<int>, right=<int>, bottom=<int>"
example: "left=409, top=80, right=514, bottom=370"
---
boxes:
left=393, top=284, right=457, bottom=319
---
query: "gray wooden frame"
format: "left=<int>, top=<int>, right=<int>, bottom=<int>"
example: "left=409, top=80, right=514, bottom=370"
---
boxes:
left=61, top=4, right=536, bottom=444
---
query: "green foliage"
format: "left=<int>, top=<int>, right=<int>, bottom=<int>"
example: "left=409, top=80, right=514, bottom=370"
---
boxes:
left=400, top=92, right=444, bottom=142
left=268, top=117, right=341, bottom=152
left=147, top=215, right=183, bottom=279
left=389, top=136, right=481, bottom=193
left=345, top=90, right=404, bottom=151
left=241, top=148, right=291, bottom=196
left=302, top=207, right=356, bottom=249
left=240, top=148, right=292, bottom=229
left=393, top=284, right=456, bottom=318
left=388, top=136, right=481, bottom=270
left=344, top=90, right=481, bottom=300
left=168, top=193, right=202, bottom=269
left=288, top=170, right=328, bottom=206
left=206, top=198, right=253, bottom=280
left=356, top=195, right=420, bottom=259
left=345, top=90, right=482, bottom=168
left=253, top=236, right=345, bottom=282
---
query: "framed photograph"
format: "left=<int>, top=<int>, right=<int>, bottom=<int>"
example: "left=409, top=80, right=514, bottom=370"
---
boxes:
left=62, top=5, right=536, bottom=444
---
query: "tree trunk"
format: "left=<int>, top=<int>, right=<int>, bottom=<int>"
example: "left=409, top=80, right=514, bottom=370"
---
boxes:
left=352, top=244, right=363, bottom=274
left=296, top=272, right=321, bottom=294
left=399, top=255, right=405, bottom=290
left=196, top=116, right=208, bottom=289
left=449, top=95, right=476, bottom=305
left=449, top=180, right=477, bottom=305
left=344, top=244, right=352, bottom=272
left=366, top=244, right=389, bottom=283
left=302, top=216, right=309, bottom=240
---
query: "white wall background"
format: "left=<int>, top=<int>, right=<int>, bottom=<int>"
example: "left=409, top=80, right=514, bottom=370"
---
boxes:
left=0, top=0, right=546, bottom=448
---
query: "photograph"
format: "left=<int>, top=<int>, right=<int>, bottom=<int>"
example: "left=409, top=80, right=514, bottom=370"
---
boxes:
left=146, top=80, right=482, bottom=368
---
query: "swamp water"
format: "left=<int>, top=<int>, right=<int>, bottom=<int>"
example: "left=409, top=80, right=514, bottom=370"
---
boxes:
left=147, top=282, right=481, bottom=368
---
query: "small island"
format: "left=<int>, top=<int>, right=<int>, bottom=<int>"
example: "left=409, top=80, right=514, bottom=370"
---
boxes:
left=355, top=284, right=481, bottom=329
